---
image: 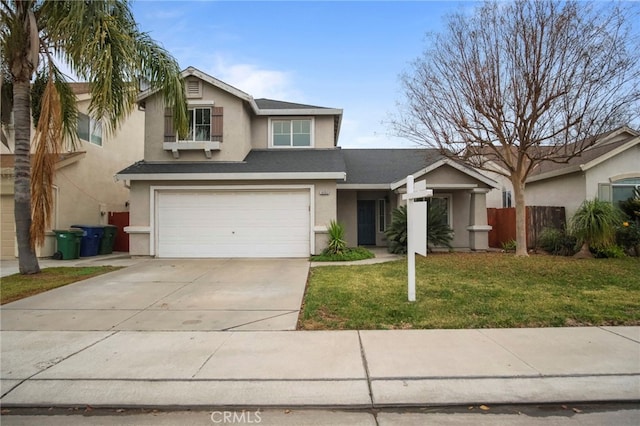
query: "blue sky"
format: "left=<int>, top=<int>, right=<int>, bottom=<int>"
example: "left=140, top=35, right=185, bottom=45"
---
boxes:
left=130, top=0, right=473, bottom=148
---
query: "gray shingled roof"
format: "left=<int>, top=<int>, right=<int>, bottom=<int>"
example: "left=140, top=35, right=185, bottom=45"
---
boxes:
left=341, top=149, right=446, bottom=184
left=117, top=149, right=346, bottom=175
left=254, top=98, right=331, bottom=110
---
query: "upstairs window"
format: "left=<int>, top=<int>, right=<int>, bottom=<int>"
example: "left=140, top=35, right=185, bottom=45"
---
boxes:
left=165, top=106, right=223, bottom=143
left=271, top=118, right=313, bottom=147
left=77, top=112, right=102, bottom=146
left=187, top=107, right=211, bottom=142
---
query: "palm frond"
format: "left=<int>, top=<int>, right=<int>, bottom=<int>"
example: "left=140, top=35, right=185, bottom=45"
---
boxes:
left=30, top=73, right=64, bottom=248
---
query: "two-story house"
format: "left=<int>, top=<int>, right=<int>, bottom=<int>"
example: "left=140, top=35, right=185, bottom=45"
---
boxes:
left=116, top=67, right=497, bottom=258
left=1, top=83, right=143, bottom=259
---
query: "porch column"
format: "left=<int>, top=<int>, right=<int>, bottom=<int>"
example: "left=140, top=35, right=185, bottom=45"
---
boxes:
left=466, top=188, right=492, bottom=251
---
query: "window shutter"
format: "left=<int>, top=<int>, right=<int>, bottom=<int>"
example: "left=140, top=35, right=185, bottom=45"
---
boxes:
left=164, top=108, right=175, bottom=142
left=211, top=107, right=223, bottom=142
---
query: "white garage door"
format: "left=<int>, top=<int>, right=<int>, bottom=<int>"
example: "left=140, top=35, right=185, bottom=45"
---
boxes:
left=157, top=190, right=310, bottom=258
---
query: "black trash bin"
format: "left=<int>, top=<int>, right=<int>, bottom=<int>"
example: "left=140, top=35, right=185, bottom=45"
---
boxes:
left=99, top=225, right=118, bottom=255
left=71, top=225, right=105, bottom=257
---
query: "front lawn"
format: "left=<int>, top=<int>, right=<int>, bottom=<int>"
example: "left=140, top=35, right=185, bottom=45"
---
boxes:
left=1, top=266, right=122, bottom=304
left=299, top=253, right=640, bottom=329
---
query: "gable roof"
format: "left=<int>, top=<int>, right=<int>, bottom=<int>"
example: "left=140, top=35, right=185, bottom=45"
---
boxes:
left=339, top=149, right=498, bottom=190
left=137, top=66, right=343, bottom=145
left=340, top=149, right=445, bottom=188
left=527, top=126, right=640, bottom=183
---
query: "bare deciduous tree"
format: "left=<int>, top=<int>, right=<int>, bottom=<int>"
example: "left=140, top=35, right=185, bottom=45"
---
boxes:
left=393, top=0, right=640, bottom=256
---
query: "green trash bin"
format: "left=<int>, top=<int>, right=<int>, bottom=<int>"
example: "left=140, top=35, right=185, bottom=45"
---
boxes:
left=99, top=225, right=118, bottom=255
left=53, top=229, right=83, bottom=260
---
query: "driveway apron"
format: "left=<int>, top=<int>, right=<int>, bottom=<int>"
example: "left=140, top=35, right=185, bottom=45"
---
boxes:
left=0, top=258, right=310, bottom=332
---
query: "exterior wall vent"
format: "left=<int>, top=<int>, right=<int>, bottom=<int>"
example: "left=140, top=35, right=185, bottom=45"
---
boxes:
left=186, top=80, right=202, bottom=98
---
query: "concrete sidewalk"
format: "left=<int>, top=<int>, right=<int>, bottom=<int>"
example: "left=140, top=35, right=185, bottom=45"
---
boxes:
left=1, top=327, right=638, bottom=408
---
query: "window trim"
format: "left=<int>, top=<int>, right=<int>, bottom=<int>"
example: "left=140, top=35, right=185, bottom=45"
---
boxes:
left=77, top=112, right=102, bottom=147
left=268, top=117, right=314, bottom=148
left=177, top=102, right=217, bottom=143
left=378, top=199, right=386, bottom=232
left=430, top=193, right=453, bottom=226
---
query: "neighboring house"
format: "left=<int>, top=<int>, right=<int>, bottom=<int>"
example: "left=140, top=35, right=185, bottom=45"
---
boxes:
left=116, top=67, right=497, bottom=258
left=0, top=83, right=143, bottom=259
left=525, top=126, right=640, bottom=220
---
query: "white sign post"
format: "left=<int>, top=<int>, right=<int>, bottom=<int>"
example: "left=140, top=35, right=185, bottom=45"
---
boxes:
left=402, top=175, right=432, bottom=302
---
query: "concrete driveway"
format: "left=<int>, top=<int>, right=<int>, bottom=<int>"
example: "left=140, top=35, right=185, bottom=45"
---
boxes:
left=0, top=258, right=310, bottom=331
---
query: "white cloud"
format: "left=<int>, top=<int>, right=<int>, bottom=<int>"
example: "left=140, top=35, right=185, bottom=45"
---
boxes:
left=339, top=118, right=414, bottom=148
left=199, top=55, right=302, bottom=101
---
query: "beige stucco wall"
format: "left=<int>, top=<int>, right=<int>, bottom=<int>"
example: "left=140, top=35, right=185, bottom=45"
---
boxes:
left=127, top=179, right=337, bottom=256
left=526, top=172, right=586, bottom=222
left=250, top=115, right=336, bottom=149
left=525, top=142, right=639, bottom=221
left=337, top=190, right=358, bottom=247
left=143, top=81, right=252, bottom=162
left=1, top=193, right=14, bottom=258
left=54, top=98, right=143, bottom=228
left=585, top=144, right=640, bottom=199
left=0, top=97, right=143, bottom=258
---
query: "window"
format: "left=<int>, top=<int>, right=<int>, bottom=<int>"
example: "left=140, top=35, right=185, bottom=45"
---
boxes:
left=428, top=195, right=452, bottom=226
left=599, top=178, right=640, bottom=207
left=271, top=119, right=312, bottom=147
left=187, top=107, right=211, bottom=142
left=502, top=189, right=512, bottom=208
left=378, top=199, right=386, bottom=232
left=172, top=106, right=223, bottom=143
left=77, top=112, right=102, bottom=146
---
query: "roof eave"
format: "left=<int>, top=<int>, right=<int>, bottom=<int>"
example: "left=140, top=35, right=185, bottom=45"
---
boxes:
left=390, top=158, right=500, bottom=190
left=115, top=171, right=347, bottom=182
left=255, top=108, right=343, bottom=116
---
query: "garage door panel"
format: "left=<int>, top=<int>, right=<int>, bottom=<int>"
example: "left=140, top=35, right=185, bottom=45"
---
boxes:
left=157, top=190, right=310, bottom=258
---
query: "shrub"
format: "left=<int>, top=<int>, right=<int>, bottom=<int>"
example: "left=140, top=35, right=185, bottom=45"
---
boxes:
left=616, top=221, right=640, bottom=257
left=569, top=199, right=623, bottom=258
left=312, top=247, right=375, bottom=262
left=538, top=228, right=577, bottom=256
left=501, top=240, right=517, bottom=252
left=591, top=245, right=627, bottom=259
left=385, top=202, right=454, bottom=254
left=326, top=220, right=347, bottom=255
left=427, top=201, right=454, bottom=248
left=386, top=205, right=408, bottom=254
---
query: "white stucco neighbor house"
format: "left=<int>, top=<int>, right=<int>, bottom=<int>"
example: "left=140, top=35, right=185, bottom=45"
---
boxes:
left=0, top=83, right=143, bottom=259
left=524, top=126, right=640, bottom=220
left=116, top=67, right=498, bottom=258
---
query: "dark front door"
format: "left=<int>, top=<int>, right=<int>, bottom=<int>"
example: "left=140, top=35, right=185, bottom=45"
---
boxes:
left=357, top=200, right=376, bottom=245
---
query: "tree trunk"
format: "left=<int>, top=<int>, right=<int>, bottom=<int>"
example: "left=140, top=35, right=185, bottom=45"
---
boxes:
left=512, top=176, right=529, bottom=257
left=13, top=80, right=40, bottom=274
left=574, top=242, right=593, bottom=259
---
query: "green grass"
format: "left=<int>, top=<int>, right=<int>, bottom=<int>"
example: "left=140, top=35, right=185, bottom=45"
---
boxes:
left=299, top=253, right=640, bottom=329
left=1, top=266, right=122, bottom=304
left=310, top=247, right=375, bottom=262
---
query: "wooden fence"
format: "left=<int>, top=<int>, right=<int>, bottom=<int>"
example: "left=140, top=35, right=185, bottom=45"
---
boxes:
left=487, top=206, right=566, bottom=249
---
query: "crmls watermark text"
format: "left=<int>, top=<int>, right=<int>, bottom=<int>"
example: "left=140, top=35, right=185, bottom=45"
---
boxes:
left=210, top=410, right=262, bottom=424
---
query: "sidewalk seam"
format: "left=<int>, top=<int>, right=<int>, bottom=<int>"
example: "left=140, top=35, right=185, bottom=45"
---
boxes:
left=1, top=330, right=119, bottom=399
left=357, top=330, right=375, bottom=412
left=598, top=326, right=640, bottom=344
left=476, top=329, right=542, bottom=375
left=191, top=332, right=236, bottom=378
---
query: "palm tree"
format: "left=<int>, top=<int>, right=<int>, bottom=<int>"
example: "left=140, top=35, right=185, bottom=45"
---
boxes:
left=1, top=0, right=188, bottom=274
left=569, top=199, right=623, bottom=258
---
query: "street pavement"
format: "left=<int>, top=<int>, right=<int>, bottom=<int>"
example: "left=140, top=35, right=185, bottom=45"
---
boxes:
left=0, top=254, right=638, bottom=411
